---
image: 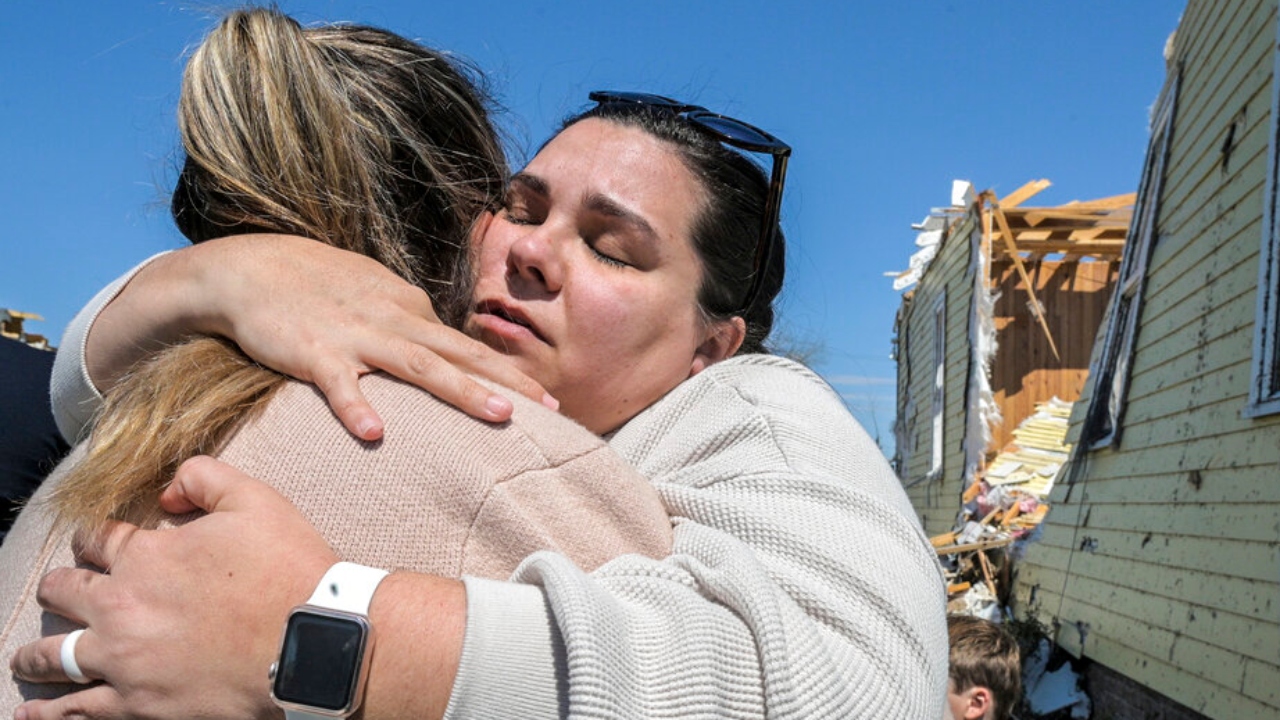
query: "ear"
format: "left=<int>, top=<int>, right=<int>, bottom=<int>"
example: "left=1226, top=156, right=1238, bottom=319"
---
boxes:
left=962, top=686, right=994, bottom=720
left=689, top=317, right=746, bottom=377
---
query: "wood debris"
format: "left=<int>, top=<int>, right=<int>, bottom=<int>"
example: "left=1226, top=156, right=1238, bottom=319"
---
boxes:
left=932, top=397, right=1073, bottom=613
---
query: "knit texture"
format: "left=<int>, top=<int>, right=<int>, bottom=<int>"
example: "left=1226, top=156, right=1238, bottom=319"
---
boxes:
left=450, top=355, right=949, bottom=719
left=1, top=374, right=671, bottom=712
left=42, top=266, right=948, bottom=717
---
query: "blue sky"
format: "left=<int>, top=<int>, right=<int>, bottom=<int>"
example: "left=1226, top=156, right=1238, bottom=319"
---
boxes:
left=2, top=2, right=1183, bottom=455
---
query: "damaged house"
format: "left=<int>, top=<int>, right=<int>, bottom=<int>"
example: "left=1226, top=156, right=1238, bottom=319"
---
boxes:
left=890, top=180, right=1132, bottom=547
left=1009, top=0, right=1280, bottom=717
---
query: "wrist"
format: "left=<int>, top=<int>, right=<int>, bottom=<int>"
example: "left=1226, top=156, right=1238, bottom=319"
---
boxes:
left=361, top=573, right=467, bottom=720
left=271, top=562, right=390, bottom=719
left=179, top=236, right=259, bottom=340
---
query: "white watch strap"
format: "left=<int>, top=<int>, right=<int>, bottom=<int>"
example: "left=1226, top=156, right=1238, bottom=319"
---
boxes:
left=305, top=561, right=389, bottom=615
left=278, top=563, right=389, bottom=720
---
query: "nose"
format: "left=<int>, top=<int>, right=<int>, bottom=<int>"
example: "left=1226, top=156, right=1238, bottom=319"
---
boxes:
left=507, top=225, right=564, bottom=294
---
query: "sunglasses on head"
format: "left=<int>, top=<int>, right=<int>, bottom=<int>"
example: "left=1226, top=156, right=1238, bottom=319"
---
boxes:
left=588, top=90, right=791, bottom=314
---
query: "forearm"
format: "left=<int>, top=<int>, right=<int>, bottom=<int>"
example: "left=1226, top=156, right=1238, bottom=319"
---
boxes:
left=51, top=251, right=173, bottom=442
left=82, top=247, right=222, bottom=394
left=363, top=573, right=466, bottom=720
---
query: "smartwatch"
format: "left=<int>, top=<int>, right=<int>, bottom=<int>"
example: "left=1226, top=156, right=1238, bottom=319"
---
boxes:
left=269, top=562, right=390, bottom=719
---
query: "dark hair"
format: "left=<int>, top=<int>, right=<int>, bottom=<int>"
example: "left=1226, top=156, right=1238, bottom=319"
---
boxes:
left=948, top=615, right=1022, bottom=720
left=559, top=103, right=785, bottom=354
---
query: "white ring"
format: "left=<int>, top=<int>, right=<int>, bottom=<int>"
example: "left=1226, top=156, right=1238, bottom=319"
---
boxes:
left=60, top=629, right=91, bottom=684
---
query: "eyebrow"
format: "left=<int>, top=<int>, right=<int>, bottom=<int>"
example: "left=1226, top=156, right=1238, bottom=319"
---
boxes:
left=510, top=172, right=659, bottom=242
left=583, top=192, right=658, bottom=243
left=509, top=172, right=547, bottom=196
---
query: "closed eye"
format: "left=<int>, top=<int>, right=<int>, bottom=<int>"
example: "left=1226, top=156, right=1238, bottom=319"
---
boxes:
left=588, top=241, right=630, bottom=268
left=504, top=173, right=548, bottom=226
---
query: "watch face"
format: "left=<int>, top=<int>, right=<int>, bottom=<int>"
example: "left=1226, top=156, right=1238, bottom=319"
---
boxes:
left=272, top=609, right=370, bottom=713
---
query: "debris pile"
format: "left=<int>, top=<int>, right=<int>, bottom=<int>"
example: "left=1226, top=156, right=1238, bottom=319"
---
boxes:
left=932, top=398, right=1073, bottom=618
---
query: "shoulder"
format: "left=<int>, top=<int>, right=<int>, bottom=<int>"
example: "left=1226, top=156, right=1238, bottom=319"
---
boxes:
left=230, top=372, right=607, bottom=468
left=618, top=354, right=847, bottom=436
left=610, top=354, right=901, bottom=501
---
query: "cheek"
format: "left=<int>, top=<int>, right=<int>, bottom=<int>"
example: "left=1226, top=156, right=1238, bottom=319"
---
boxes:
left=473, top=230, right=509, bottom=280
left=564, top=288, right=634, bottom=346
left=571, top=283, right=702, bottom=364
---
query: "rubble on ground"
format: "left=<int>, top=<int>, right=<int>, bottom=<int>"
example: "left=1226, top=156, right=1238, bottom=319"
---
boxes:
left=933, top=397, right=1071, bottom=613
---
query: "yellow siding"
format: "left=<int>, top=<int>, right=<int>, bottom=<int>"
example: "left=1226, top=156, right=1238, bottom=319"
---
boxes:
left=896, top=212, right=978, bottom=535
left=1013, top=1, right=1280, bottom=716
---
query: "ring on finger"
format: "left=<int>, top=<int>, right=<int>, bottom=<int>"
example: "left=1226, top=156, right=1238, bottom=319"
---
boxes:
left=60, top=629, right=91, bottom=684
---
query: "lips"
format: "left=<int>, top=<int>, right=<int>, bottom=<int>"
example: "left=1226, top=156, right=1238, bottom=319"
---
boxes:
left=472, top=299, right=547, bottom=343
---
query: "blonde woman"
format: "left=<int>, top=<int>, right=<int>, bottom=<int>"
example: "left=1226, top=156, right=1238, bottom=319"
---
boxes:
left=0, top=8, right=672, bottom=712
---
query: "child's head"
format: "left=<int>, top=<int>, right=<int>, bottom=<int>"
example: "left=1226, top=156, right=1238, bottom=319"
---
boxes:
left=946, top=615, right=1021, bottom=720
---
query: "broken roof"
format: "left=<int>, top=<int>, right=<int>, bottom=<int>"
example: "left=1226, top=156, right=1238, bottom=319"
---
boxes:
left=889, top=179, right=1135, bottom=292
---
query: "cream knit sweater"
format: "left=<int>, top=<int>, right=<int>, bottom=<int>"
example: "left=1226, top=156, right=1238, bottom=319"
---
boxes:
left=450, top=354, right=949, bottom=719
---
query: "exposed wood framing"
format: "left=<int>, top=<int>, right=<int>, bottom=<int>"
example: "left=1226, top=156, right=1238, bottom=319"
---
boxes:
left=986, top=189, right=1134, bottom=262
left=975, top=185, right=1136, bottom=362
left=984, top=190, right=1062, bottom=360
left=997, top=178, right=1052, bottom=209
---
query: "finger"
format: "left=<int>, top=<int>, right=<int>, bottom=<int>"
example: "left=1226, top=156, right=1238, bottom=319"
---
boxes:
left=158, top=455, right=282, bottom=515
left=15, top=685, right=124, bottom=720
left=384, top=342, right=517, bottom=422
left=10, top=629, right=100, bottom=685
left=71, top=520, right=138, bottom=572
left=34, top=568, right=105, bottom=626
left=9, top=633, right=75, bottom=684
left=414, top=335, right=555, bottom=409
left=309, top=357, right=386, bottom=440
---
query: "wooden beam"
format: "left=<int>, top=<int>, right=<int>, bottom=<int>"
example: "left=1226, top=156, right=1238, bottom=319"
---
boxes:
left=1068, top=227, right=1108, bottom=242
left=935, top=536, right=1015, bottom=555
left=1058, top=192, right=1137, bottom=209
left=994, top=239, right=1125, bottom=255
left=931, top=532, right=958, bottom=548
left=978, top=549, right=998, bottom=597
left=1010, top=229, right=1053, bottom=242
left=998, top=179, right=1052, bottom=209
left=1023, top=208, right=1134, bottom=226
left=984, top=190, right=1061, bottom=360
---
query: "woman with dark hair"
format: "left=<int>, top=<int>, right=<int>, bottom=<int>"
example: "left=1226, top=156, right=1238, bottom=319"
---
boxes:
left=12, top=45, right=947, bottom=720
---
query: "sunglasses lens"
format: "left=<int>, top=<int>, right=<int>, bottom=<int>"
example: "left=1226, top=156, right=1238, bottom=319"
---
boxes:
left=686, top=112, right=789, bottom=156
left=693, top=114, right=768, bottom=143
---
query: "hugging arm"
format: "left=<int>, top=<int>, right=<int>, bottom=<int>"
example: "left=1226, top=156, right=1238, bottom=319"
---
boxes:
left=19, top=355, right=947, bottom=720
left=451, top=356, right=950, bottom=719
left=51, top=234, right=552, bottom=443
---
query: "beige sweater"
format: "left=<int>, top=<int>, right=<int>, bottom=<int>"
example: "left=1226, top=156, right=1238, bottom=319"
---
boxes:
left=0, top=373, right=672, bottom=709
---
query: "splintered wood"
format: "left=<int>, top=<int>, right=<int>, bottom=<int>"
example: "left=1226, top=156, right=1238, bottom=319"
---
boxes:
left=933, top=397, right=1074, bottom=610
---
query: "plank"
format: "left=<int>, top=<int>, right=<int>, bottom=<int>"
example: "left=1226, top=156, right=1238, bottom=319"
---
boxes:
left=996, top=178, right=1051, bottom=209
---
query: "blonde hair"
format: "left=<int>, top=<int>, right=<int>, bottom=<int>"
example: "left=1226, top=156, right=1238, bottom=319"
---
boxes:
left=50, top=8, right=507, bottom=530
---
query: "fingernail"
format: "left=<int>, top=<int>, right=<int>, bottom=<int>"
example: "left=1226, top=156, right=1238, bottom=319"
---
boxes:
left=485, top=394, right=513, bottom=419
left=541, top=393, right=560, bottom=411
left=15, top=704, right=28, bottom=720
left=356, top=417, right=380, bottom=439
